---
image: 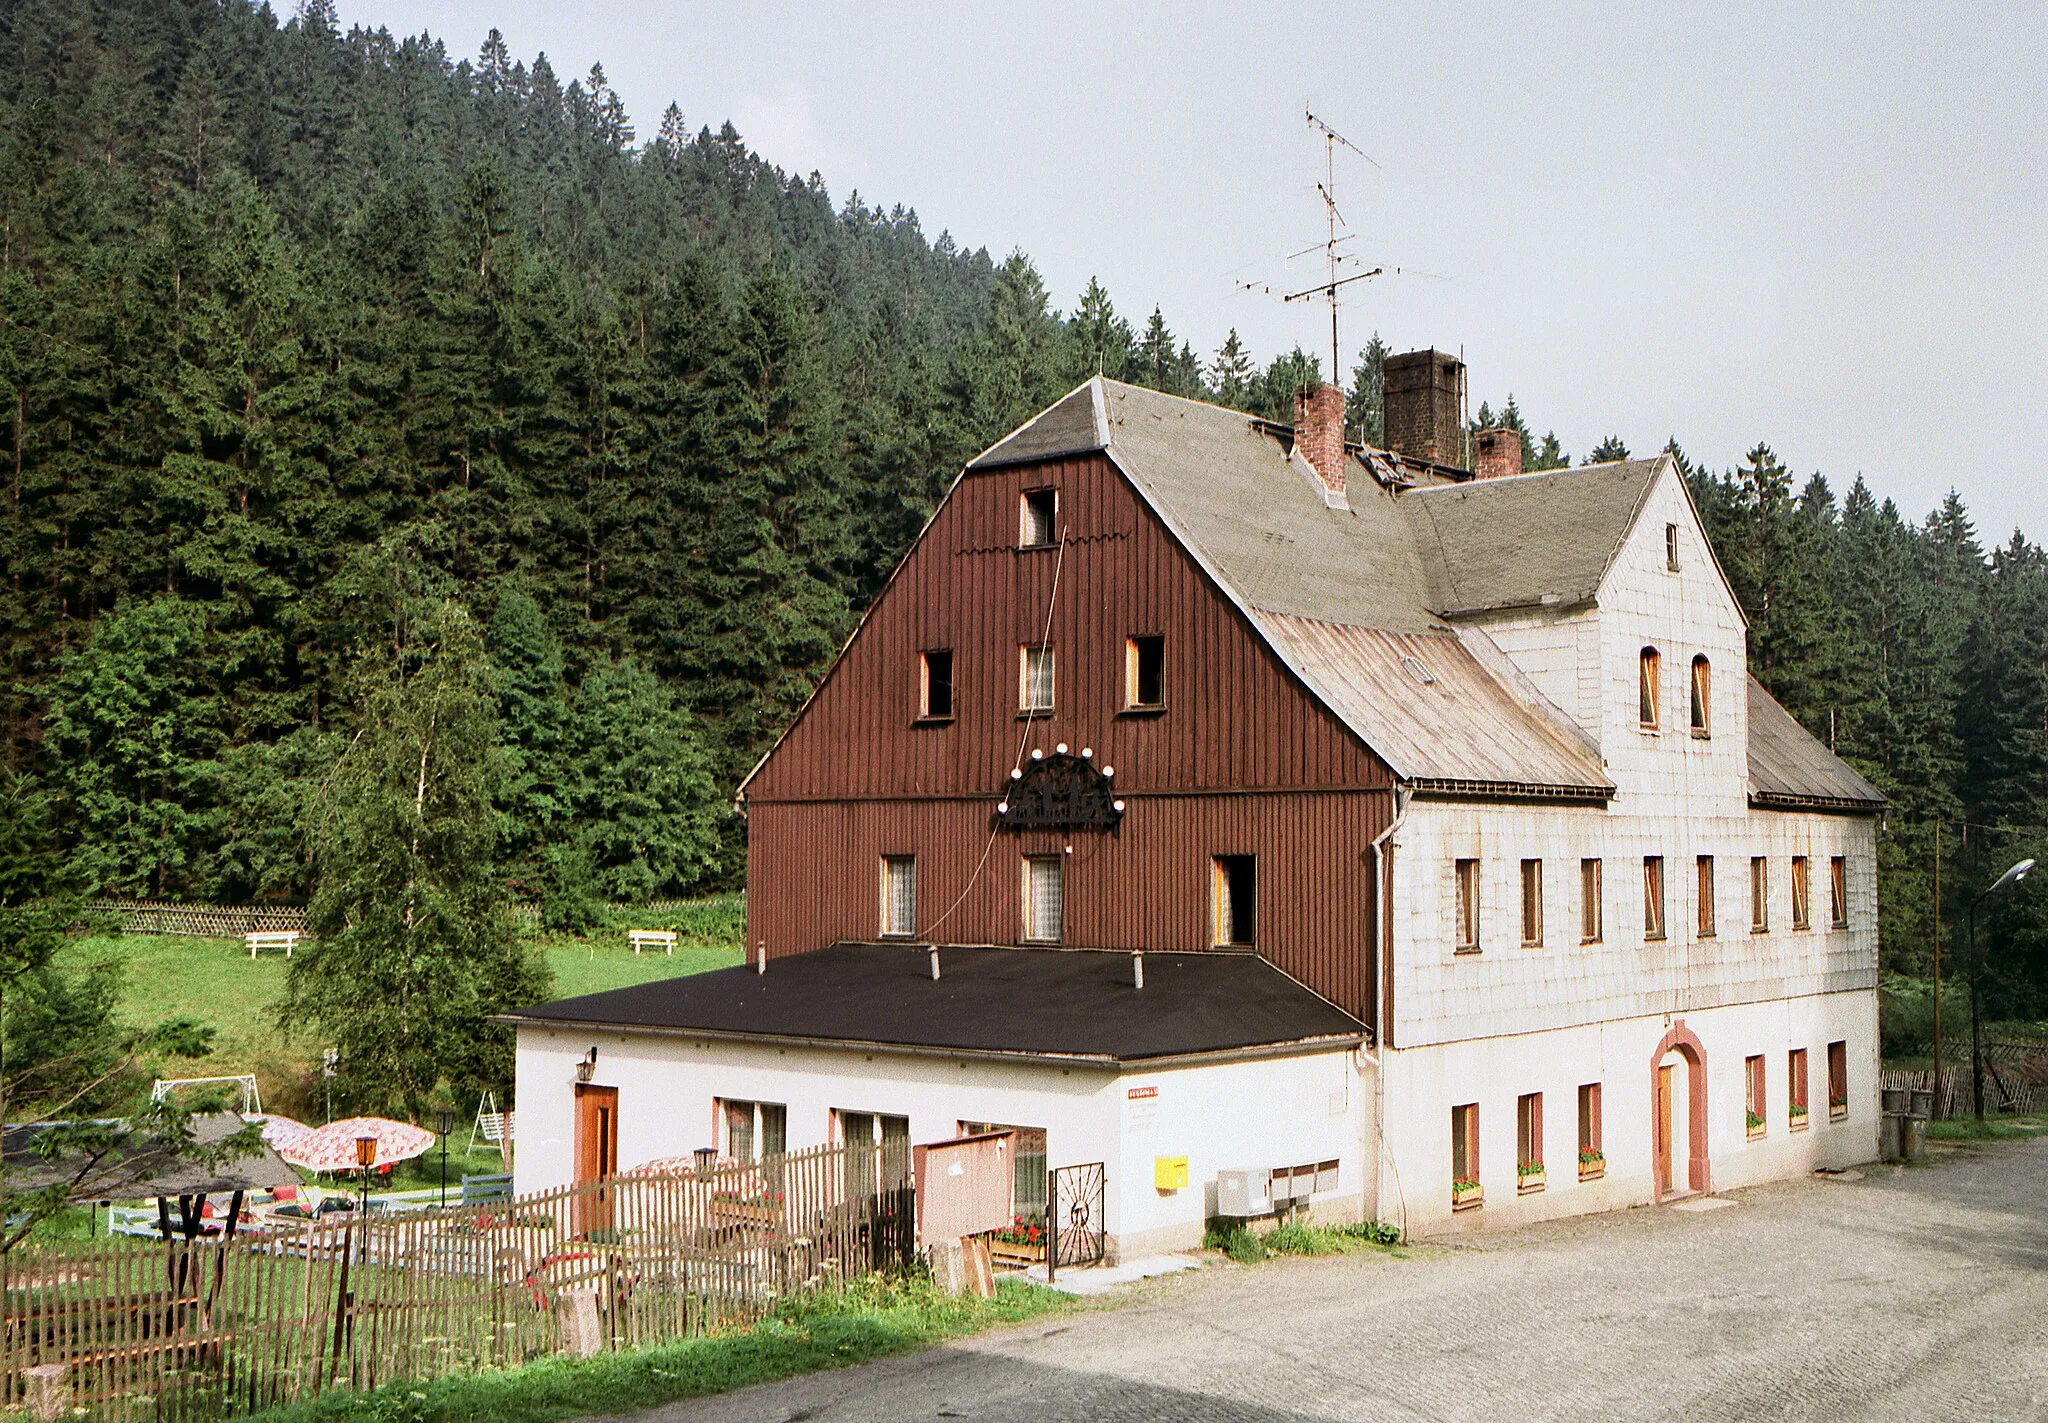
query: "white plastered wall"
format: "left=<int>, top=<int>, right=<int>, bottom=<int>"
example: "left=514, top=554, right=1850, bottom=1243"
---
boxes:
left=513, top=1030, right=1365, bottom=1261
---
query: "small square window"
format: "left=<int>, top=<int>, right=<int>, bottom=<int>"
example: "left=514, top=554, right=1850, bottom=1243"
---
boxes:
left=920, top=649, right=953, bottom=721
left=1020, top=488, right=1058, bottom=548
left=1643, top=856, right=1666, bottom=941
left=1520, top=859, right=1543, bottom=947
left=1580, top=858, right=1603, bottom=943
left=1020, top=644, right=1055, bottom=713
left=1454, top=859, right=1480, bottom=952
left=1126, top=634, right=1165, bottom=709
left=721, top=1099, right=787, bottom=1163
left=879, top=855, right=916, bottom=938
left=1212, top=855, right=1257, bottom=946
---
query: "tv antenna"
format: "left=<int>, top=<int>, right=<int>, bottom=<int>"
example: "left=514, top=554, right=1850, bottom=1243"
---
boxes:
left=1291, top=108, right=1383, bottom=387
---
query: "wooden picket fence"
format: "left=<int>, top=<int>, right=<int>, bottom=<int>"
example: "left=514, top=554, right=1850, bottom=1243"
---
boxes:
left=1, top=1143, right=913, bottom=1422
left=82, top=902, right=310, bottom=940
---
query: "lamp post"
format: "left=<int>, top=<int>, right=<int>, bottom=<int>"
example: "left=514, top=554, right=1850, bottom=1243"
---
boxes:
left=1969, top=858, right=2034, bottom=1124
left=433, top=1109, right=457, bottom=1209
left=355, top=1133, right=378, bottom=1206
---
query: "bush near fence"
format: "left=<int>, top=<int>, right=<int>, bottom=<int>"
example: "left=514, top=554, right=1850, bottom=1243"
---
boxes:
left=1, top=1143, right=910, bottom=1423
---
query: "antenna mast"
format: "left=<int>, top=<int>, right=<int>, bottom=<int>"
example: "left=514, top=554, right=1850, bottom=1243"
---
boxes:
left=1294, top=108, right=1379, bottom=389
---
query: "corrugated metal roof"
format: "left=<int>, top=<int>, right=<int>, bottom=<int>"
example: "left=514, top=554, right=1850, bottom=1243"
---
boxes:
left=1403, top=459, right=1663, bottom=614
left=1747, top=677, right=1887, bottom=811
left=1250, top=615, right=1612, bottom=794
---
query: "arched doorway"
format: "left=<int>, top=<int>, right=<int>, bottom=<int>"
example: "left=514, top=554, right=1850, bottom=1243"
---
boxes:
left=1650, top=1022, right=1710, bottom=1199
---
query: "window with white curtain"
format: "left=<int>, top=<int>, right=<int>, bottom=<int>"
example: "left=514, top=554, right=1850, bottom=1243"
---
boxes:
left=1024, top=855, right=1063, bottom=943
left=879, top=856, right=916, bottom=937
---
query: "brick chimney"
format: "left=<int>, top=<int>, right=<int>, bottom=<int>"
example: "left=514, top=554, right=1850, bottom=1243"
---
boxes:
left=1474, top=425, right=1523, bottom=480
left=1293, top=383, right=1348, bottom=498
left=1382, top=349, right=1468, bottom=469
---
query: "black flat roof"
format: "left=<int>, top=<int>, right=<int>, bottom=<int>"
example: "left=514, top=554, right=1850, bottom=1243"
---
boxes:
left=501, top=942, right=1365, bottom=1065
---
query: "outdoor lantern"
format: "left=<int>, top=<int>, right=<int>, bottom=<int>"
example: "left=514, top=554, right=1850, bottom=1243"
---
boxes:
left=432, top=1109, right=457, bottom=1138
left=576, top=1046, right=598, bottom=1083
left=693, top=1146, right=718, bottom=1178
left=354, top=1134, right=378, bottom=1169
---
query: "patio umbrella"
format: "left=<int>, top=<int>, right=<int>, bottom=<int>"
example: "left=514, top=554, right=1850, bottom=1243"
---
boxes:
left=279, top=1116, right=437, bottom=1173
left=243, top=1112, right=312, bottom=1150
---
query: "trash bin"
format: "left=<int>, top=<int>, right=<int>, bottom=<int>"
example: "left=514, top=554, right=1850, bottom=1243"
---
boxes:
left=1881, top=1087, right=1911, bottom=1115
left=1909, top=1089, right=1934, bottom=1119
left=1879, top=1113, right=1903, bottom=1163
left=1903, top=1114, right=1927, bottom=1163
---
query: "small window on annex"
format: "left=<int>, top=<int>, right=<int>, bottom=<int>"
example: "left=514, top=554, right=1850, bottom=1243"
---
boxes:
left=837, top=1110, right=910, bottom=1198
left=879, top=855, right=916, bottom=938
left=1126, top=634, right=1165, bottom=709
left=1745, top=1055, right=1767, bottom=1138
left=1751, top=857, right=1770, bottom=931
left=1639, top=648, right=1662, bottom=729
left=1666, top=522, right=1681, bottom=572
left=1577, top=1083, right=1604, bottom=1177
left=1019, top=488, right=1058, bottom=548
left=1829, top=856, right=1849, bottom=928
left=1697, top=855, right=1716, bottom=936
left=1455, top=859, right=1481, bottom=952
left=1643, top=856, right=1667, bottom=941
left=721, top=1099, right=787, bottom=1163
left=1019, top=644, right=1055, bottom=713
left=1023, top=855, right=1064, bottom=943
left=1690, top=656, right=1711, bottom=737
left=919, top=649, right=953, bottom=720
left=1212, top=855, right=1257, bottom=947
left=1581, top=858, right=1603, bottom=943
left=1520, top=859, right=1544, bottom=946
left=1791, top=855, right=1811, bottom=930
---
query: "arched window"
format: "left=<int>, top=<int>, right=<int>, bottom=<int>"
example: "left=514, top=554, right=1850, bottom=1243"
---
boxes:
left=1639, top=648, right=1661, bottom=730
left=1690, top=656, right=1711, bottom=737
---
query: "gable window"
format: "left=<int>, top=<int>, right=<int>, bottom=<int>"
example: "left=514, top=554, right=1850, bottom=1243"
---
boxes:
left=1788, top=1048, right=1810, bottom=1130
left=1023, top=854, right=1063, bottom=943
left=1643, top=856, right=1666, bottom=941
left=879, top=855, right=916, bottom=938
left=1520, top=859, right=1544, bottom=947
left=1829, top=856, right=1849, bottom=928
left=1126, top=634, right=1165, bottom=709
left=1020, top=644, right=1055, bottom=713
left=919, top=649, right=954, bottom=721
left=1746, top=1056, right=1767, bottom=1138
left=1827, top=1040, right=1849, bottom=1120
left=1666, top=522, right=1681, bottom=572
left=1690, top=656, right=1711, bottom=737
left=1697, top=855, right=1716, bottom=937
left=1517, top=1092, right=1544, bottom=1191
left=1751, top=857, right=1770, bottom=932
left=721, top=1099, right=787, bottom=1163
left=1454, top=859, right=1481, bottom=953
left=1212, top=855, right=1257, bottom=946
left=1451, top=1103, right=1480, bottom=1208
left=1581, top=858, right=1603, bottom=943
left=1019, top=488, right=1058, bottom=548
left=1791, top=855, right=1811, bottom=930
left=1639, top=648, right=1661, bottom=730
left=1578, top=1083, right=1605, bottom=1178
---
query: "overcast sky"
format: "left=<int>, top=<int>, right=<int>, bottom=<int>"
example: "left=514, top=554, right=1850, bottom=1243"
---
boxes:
left=339, top=0, right=2047, bottom=542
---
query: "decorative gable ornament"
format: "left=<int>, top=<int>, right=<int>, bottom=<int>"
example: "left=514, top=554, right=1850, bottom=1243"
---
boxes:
left=995, top=748, right=1123, bottom=832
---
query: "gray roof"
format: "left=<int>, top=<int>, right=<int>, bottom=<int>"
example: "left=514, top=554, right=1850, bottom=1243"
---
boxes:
left=1403, top=460, right=1663, bottom=615
left=1747, top=677, right=1888, bottom=811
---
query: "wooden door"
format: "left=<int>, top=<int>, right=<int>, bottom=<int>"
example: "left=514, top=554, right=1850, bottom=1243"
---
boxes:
left=574, top=1085, right=618, bottom=1234
left=1654, top=1065, right=1674, bottom=1199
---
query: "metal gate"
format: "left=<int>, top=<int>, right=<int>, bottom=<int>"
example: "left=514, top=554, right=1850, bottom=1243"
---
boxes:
left=1045, top=1162, right=1105, bottom=1281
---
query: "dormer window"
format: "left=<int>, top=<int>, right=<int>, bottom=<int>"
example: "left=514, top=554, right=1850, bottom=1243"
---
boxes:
left=1639, top=648, right=1661, bottom=730
left=1020, top=488, right=1058, bottom=548
left=1690, top=656, right=1711, bottom=738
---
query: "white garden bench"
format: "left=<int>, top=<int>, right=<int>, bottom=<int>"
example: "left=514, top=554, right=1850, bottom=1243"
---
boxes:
left=628, top=929, right=677, bottom=956
left=245, top=930, right=300, bottom=960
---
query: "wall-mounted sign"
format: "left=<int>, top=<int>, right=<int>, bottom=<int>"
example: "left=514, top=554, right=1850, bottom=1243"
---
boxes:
left=1127, top=1085, right=1158, bottom=1100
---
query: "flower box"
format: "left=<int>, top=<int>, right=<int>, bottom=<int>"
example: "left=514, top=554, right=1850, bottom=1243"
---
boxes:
left=1516, top=1163, right=1545, bottom=1195
left=1577, top=1149, right=1605, bottom=1181
left=1451, top=1178, right=1483, bottom=1211
left=1828, top=1097, right=1848, bottom=1122
left=1745, top=1110, right=1766, bottom=1141
left=1788, top=1105, right=1810, bottom=1133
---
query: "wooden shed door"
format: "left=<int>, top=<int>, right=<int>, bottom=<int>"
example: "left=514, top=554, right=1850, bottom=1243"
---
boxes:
left=574, top=1084, right=618, bottom=1235
left=1654, top=1065, right=1674, bottom=1199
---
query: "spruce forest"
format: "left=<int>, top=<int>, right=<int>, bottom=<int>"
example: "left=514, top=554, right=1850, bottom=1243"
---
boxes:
left=5, top=0, right=2045, bottom=1032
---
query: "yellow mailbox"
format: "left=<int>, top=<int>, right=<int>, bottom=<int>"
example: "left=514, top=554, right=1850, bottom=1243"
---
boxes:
left=1153, top=1155, right=1189, bottom=1191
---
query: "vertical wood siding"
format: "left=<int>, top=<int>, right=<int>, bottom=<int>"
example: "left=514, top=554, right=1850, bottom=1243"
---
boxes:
left=744, top=452, right=1395, bottom=1025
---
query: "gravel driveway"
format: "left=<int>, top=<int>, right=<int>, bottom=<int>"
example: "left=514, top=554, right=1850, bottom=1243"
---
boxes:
left=625, top=1138, right=2048, bottom=1422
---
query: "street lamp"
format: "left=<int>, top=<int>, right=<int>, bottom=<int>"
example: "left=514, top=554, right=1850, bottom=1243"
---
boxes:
left=432, top=1109, right=458, bottom=1209
left=1969, top=858, right=2034, bottom=1124
left=355, top=1133, right=379, bottom=1206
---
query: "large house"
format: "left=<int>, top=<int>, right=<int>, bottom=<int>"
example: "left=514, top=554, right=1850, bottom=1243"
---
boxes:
left=507, top=352, right=1884, bottom=1253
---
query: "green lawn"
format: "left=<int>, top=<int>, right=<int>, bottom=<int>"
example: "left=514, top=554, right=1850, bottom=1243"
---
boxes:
left=82, top=904, right=742, bottom=1125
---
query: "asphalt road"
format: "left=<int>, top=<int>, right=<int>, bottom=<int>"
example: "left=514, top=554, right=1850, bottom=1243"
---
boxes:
left=624, top=1137, right=2048, bottom=1422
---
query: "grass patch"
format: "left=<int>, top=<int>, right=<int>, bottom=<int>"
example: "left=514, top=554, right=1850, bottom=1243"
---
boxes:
left=1202, top=1218, right=1402, bottom=1263
left=1927, top=1115, right=2048, bottom=1141
left=242, top=1274, right=1065, bottom=1423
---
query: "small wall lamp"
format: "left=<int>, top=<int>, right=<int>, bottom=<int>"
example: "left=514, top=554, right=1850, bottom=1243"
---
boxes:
left=575, top=1046, right=598, bottom=1083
